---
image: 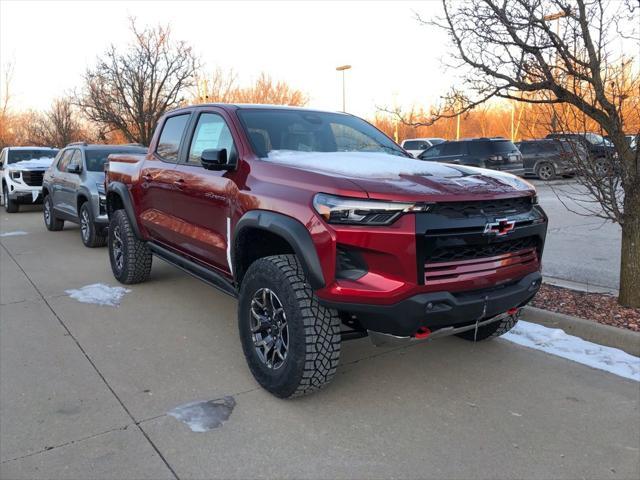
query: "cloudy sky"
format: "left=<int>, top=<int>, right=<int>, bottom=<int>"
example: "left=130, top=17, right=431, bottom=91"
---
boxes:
left=0, top=0, right=454, bottom=118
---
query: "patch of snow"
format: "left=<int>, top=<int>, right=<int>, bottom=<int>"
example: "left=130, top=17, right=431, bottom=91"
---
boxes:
left=168, top=396, right=236, bottom=432
left=0, top=230, right=28, bottom=237
left=65, top=283, right=131, bottom=307
left=7, top=157, right=54, bottom=171
left=265, top=150, right=460, bottom=178
left=503, top=320, right=640, bottom=381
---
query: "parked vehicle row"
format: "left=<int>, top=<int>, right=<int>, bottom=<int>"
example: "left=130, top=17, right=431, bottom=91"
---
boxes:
left=5, top=104, right=549, bottom=399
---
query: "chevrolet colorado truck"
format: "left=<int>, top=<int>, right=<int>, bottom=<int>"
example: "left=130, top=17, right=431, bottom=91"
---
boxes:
left=105, top=104, right=547, bottom=398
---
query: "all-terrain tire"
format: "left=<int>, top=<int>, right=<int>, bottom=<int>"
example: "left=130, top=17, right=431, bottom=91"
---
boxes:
left=3, top=186, right=18, bottom=213
left=456, top=313, right=519, bottom=342
left=80, top=202, right=107, bottom=248
left=108, top=209, right=152, bottom=284
left=43, top=194, right=64, bottom=231
left=238, top=254, right=341, bottom=398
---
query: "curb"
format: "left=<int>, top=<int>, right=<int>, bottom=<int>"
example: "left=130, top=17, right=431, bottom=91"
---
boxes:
left=521, top=306, right=640, bottom=357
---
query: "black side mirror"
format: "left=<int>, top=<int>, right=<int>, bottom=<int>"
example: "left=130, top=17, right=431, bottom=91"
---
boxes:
left=201, top=149, right=230, bottom=171
left=68, top=164, right=81, bottom=174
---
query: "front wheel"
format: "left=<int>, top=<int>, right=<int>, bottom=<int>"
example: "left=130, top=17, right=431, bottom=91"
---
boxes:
left=238, top=254, right=341, bottom=398
left=456, top=312, right=519, bottom=342
left=108, top=209, right=152, bottom=284
left=3, top=187, right=18, bottom=213
left=43, top=195, right=64, bottom=231
left=80, top=202, right=107, bottom=248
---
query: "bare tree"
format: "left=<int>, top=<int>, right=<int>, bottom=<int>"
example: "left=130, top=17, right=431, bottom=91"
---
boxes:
left=76, top=19, right=199, bottom=145
left=408, top=0, right=639, bottom=307
left=26, top=97, right=86, bottom=147
left=193, top=70, right=309, bottom=106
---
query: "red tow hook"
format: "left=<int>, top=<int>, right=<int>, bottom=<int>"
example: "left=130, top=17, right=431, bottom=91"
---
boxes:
left=507, top=308, right=519, bottom=316
left=414, top=327, right=431, bottom=340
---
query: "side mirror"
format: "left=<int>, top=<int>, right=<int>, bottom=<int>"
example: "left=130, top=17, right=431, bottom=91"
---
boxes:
left=201, top=149, right=230, bottom=171
left=68, top=164, right=82, bottom=174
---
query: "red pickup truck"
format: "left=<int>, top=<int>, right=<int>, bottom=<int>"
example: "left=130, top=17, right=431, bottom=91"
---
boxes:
left=105, top=104, right=547, bottom=397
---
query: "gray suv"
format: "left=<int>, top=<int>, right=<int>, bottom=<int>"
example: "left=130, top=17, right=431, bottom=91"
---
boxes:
left=42, top=143, right=147, bottom=247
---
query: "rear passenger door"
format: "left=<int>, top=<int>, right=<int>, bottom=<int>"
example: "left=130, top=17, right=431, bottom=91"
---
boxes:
left=172, top=110, right=239, bottom=272
left=138, top=113, right=190, bottom=246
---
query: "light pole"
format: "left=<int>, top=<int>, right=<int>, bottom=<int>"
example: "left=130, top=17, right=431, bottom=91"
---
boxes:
left=336, top=65, right=351, bottom=112
left=543, top=10, right=569, bottom=132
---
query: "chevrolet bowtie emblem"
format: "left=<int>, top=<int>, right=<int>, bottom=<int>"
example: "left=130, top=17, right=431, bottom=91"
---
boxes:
left=484, top=218, right=516, bottom=236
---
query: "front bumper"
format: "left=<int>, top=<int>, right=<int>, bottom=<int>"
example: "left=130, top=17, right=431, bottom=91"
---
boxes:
left=8, top=189, right=43, bottom=204
left=321, top=271, right=541, bottom=337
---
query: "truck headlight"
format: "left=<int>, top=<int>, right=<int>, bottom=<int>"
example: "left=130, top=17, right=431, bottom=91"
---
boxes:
left=10, top=171, right=21, bottom=180
left=313, top=193, right=430, bottom=226
left=96, top=182, right=106, bottom=196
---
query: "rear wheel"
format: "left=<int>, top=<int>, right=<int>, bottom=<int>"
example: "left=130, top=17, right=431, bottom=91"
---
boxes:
left=536, top=162, right=555, bottom=181
left=108, top=209, right=152, bottom=284
left=456, top=312, right=519, bottom=342
left=3, top=187, right=18, bottom=213
left=80, top=202, right=107, bottom=248
left=43, top=194, right=64, bottom=231
left=238, top=254, right=341, bottom=398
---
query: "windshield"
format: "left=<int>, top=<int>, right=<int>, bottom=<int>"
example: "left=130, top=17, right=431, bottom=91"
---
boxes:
left=85, top=147, right=147, bottom=172
left=237, top=109, right=408, bottom=158
left=8, top=149, right=58, bottom=164
left=584, top=133, right=613, bottom=147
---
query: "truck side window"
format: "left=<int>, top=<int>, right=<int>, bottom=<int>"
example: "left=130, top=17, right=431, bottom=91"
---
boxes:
left=187, top=113, right=236, bottom=166
left=156, top=114, right=190, bottom=162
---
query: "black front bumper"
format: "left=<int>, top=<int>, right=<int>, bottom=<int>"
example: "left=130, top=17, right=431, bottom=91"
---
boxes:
left=321, top=271, right=541, bottom=336
left=10, top=191, right=42, bottom=204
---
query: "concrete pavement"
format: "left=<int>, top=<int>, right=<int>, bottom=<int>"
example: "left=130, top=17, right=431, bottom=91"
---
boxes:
left=1, top=209, right=638, bottom=479
left=534, top=179, right=621, bottom=290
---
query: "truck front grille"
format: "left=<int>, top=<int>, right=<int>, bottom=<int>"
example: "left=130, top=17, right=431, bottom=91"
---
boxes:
left=429, top=236, right=537, bottom=263
left=424, top=248, right=537, bottom=284
left=21, top=171, right=44, bottom=187
left=429, top=197, right=532, bottom=218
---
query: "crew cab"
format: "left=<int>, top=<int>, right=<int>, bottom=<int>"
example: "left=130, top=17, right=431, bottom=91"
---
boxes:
left=105, top=104, right=547, bottom=398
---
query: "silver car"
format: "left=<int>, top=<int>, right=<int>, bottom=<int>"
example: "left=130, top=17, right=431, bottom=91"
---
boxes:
left=42, top=143, right=146, bottom=247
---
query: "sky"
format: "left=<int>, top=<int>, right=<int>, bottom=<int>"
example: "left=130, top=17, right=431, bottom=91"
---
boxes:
left=0, top=0, right=454, bottom=119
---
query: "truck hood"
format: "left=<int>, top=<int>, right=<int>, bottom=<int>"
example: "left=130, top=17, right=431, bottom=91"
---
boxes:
left=264, top=151, right=535, bottom=201
left=7, top=157, right=54, bottom=171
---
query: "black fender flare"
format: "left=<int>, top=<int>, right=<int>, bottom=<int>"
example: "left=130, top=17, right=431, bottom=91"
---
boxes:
left=75, top=187, right=93, bottom=213
left=233, top=210, right=326, bottom=290
left=106, top=182, right=142, bottom=239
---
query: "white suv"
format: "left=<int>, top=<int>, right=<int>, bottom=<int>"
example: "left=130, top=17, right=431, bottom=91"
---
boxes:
left=401, top=138, right=446, bottom=158
left=1, top=147, right=59, bottom=213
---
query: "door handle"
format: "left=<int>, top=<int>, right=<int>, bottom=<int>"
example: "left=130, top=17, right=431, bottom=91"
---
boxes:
left=142, top=173, right=153, bottom=182
left=173, top=178, right=185, bottom=189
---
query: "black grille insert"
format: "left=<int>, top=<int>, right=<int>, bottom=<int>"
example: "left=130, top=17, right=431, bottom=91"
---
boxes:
left=428, top=236, right=538, bottom=264
left=430, top=197, right=532, bottom=218
left=21, top=170, right=45, bottom=187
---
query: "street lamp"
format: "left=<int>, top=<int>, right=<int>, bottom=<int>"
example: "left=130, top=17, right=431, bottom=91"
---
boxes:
left=336, top=64, right=351, bottom=112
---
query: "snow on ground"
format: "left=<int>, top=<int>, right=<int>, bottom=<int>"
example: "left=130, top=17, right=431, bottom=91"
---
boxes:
left=503, top=320, right=640, bottom=381
left=0, top=230, right=28, bottom=237
left=65, top=283, right=131, bottom=307
left=168, top=397, right=236, bottom=432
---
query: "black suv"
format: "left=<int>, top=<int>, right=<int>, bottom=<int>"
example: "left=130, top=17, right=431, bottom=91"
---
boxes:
left=418, top=138, right=524, bottom=175
left=545, top=133, right=616, bottom=175
left=516, top=139, right=584, bottom=180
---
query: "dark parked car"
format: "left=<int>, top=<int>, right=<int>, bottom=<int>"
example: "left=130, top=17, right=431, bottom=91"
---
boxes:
left=516, top=139, right=584, bottom=180
left=42, top=143, right=147, bottom=247
left=104, top=104, right=546, bottom=397
left=545, top=133, right=616, bottom=175
left=418, top=138, right=524, bottom=175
